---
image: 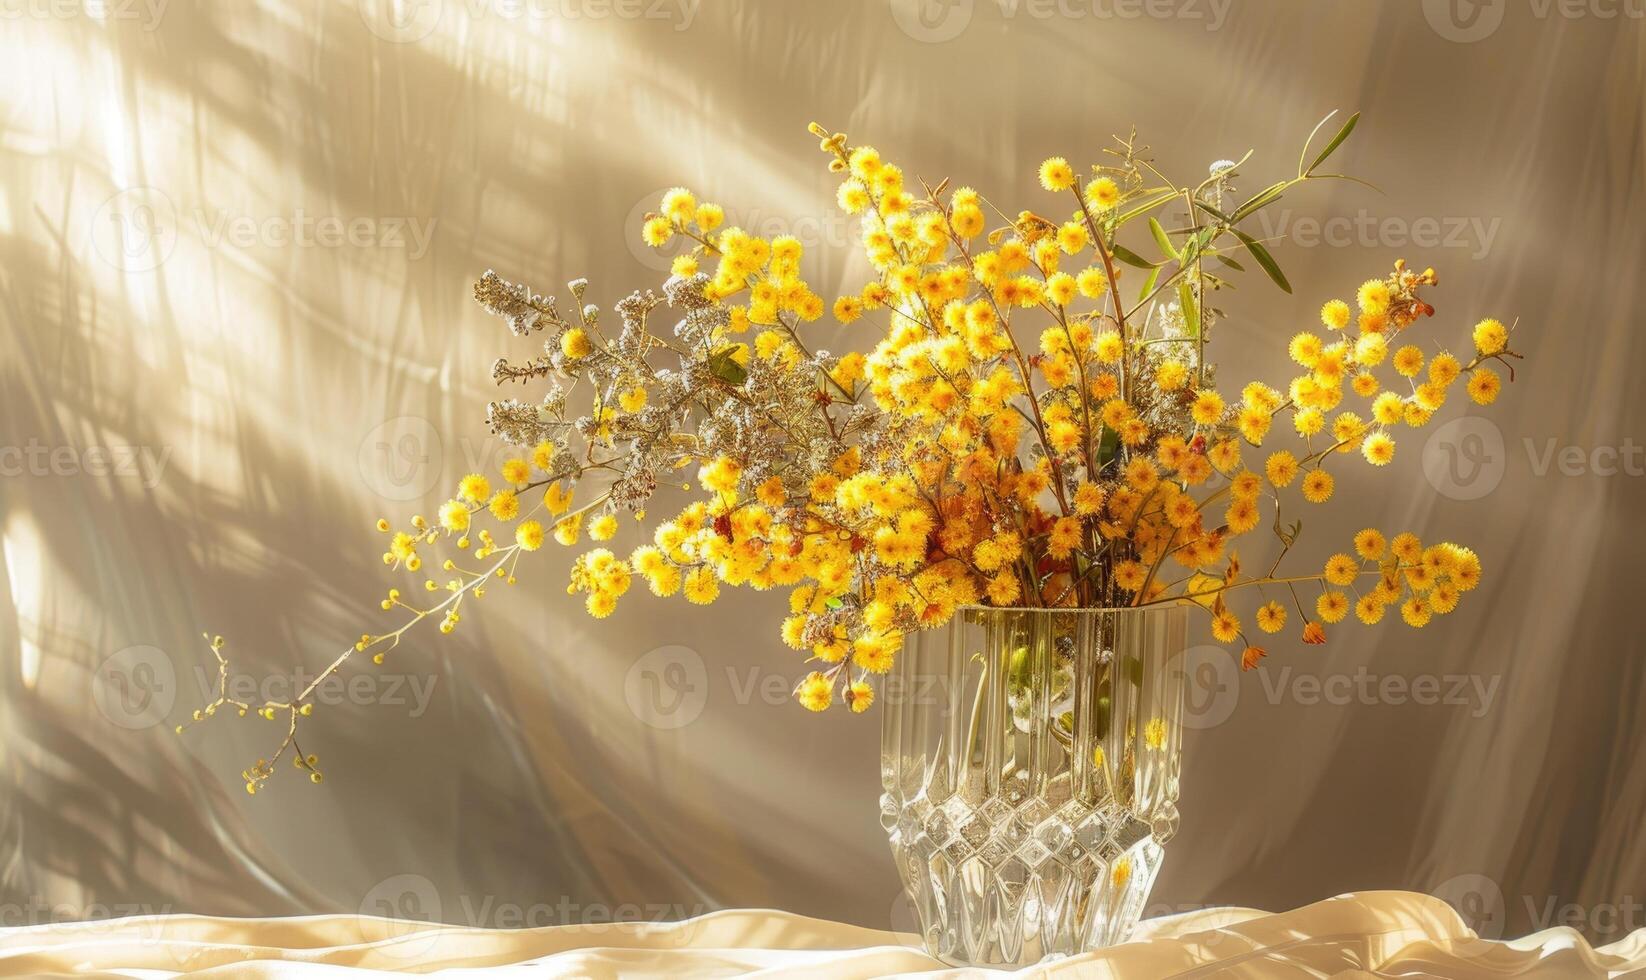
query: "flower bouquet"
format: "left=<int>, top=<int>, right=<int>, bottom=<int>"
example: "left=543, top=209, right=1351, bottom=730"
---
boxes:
left=188, top=113, right=1523, bottom=965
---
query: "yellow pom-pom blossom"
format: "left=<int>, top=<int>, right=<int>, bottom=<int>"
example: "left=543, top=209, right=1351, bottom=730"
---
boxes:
left=458, top=473, right=491, bottom=504
left=1362, top=432, right=1396, bottom=466
left=1301, top=468, right=1334, bottom=503
left=589, top=513, right=619, bottom=541
left=1265, top=450, right=1299, bottom=488
left=501, top=458, right=531, bottom=485
left=1473, top=317, right=1508, bottom=355
left=438, top=499, right=471, bottom=533
left=660, top=187, right=697, bottom=222
left=796, top=671, right=833, bottom=712
left=561, top=328, right=592, bottom=359
left=1084, top=177, right=1120, bottom=210
left=1256, top=601, right=1287, bottom=634
left=1038, top=157, right=1076, bottom=192
left=641, top=217, right=674, bottom=247
left=515, top=520, right=545, bottom=552
left=1467, top=368, right=1502, bottom=404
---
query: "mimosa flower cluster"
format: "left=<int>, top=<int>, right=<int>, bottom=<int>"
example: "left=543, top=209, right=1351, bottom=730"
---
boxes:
left=190, top=115, right=1524, bottom=790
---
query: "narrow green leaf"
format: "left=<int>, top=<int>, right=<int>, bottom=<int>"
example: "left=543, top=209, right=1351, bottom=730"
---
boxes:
left=1178, top=279, right=1200, bottom=339
left=1148, top=217, right=1180, bottom=261
left=1114, top=187, right=1177, bottom=227
left=1215, top=254, right=1246, bottom=273
left=1195, top=200, right=1232, bottom=223
left=1232, top=229, right=1291, bottom=293
left=1109, top=242, right=1159, bottom=270
left=1305, top=111, right=1360, bottom=176
left=1137, top=265, right=1162, bottom=304
left=1231, top=181, right=1289, bottom=223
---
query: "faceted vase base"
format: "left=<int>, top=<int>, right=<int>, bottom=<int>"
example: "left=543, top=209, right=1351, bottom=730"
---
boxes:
left=886, top=778, right=1167, bottom=966
left=881, top=606, right=1188, bottom=968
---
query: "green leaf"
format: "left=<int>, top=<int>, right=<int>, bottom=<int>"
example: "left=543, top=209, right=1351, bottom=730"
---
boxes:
left=1114, top=188, right=1178, bottom=227
left=1094, top=426, right=1121, bottom=470
left=1178, top=279, right=1200, bottom=340
left=707, top=347, right=749, bottom=385
left=1148, top=217, right=1180, bottom=261
left=1215, top=254, right=1246, bottom=273
left=1305, top=111, right=1360, bottom=176
left=1231, top=181, right=1289, bottom=223
left=1109, top=242, right=1159, bottom=270
left=1232, top=228, right=1291, bottom=293
left=1137, top=264, right=1161, bottom=304
left=1195, top=200, right=1232, bottom=223
left=1180, top=226, right=1213, bottom=267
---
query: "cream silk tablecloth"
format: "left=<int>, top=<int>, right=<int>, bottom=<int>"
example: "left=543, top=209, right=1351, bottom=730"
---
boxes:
left=3, top=892, right=1644, bottom=979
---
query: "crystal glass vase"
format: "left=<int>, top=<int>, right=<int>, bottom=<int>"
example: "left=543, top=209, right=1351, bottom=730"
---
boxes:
left=880, top=605, right=1189, bottom=967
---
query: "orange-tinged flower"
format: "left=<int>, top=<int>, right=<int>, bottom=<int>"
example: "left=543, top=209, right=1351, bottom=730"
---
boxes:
left=1302, top=621, right=1327, bottom=645
left=1241, top=645, right=1267, bottom=671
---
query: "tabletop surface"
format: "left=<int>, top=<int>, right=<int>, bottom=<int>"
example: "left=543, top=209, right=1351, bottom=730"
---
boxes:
left=0, top=891, right=1642, bottom=978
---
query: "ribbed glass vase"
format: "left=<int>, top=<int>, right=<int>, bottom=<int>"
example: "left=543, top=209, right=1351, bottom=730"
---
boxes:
left=880, top=605, right=1189, bottom=967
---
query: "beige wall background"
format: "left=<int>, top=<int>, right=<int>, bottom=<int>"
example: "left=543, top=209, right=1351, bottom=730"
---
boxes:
left=1, top=0, right=1643, bottom=945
